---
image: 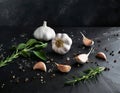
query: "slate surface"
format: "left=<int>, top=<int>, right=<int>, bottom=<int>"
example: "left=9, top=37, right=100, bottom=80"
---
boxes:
left=0, top=27, right=120, bottom=93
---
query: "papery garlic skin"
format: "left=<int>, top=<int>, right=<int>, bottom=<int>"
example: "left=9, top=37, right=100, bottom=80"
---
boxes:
left=52, top=33, right=72, bottom=54
left=34, top=21, right=56, bottom=41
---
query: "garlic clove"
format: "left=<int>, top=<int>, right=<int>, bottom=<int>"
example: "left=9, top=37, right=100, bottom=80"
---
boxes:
left=33, top=61, right=47, bottom=72
left=62, top=33, right=72, bottom=45
left=55, top=63, right=71, bottom=73
left=80, top=32, right=94, bottom=46
left=75, top=48, right=93, bottom=64
left=96, top=52, right=107, bottom=61
left=75, top=54, right=88, bottom=64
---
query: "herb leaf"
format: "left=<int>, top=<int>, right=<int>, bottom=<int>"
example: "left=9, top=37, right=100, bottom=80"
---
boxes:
left=0, top=39, right=47, bottom=67
left=20, top=50, right=31, bottom=57
left=26, top=39, right=37, bottom=47
left=35, top=43, right=47, bottom=49
left=33, top=51, right=47, bottom=61
left=17, top=43, right=26, bottom=51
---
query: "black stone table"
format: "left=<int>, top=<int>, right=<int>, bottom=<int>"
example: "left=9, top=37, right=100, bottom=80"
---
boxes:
left=0, top=27, right=120, bottom=93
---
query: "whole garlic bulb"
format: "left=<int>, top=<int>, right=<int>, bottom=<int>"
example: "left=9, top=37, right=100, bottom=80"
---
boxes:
left=33, top=21, right=56, bottom=41
left=52, top=33, right=72, bottom=54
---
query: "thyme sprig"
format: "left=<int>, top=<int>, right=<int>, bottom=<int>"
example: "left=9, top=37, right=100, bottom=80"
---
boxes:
left=65, top=66, right=105, bottom=85
left=0, top=39, right=47, bottom=67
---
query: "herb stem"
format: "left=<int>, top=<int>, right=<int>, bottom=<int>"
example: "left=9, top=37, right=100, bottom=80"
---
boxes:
left=65, top=66, right=105, bottom=85
left=0, top=39, right=47, bottom=67
left=0, top=52, right=20, bottom=67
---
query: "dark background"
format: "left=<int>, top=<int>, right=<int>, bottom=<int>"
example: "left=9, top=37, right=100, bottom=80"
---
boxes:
left=0, top=0, right=120, bottom=27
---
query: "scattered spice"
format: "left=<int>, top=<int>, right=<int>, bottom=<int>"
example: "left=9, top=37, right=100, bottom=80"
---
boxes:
left=65, top=57, right=71, bottom=64
left=12, top=75, right=16, bottom=79
left=41, top=76, right=43, bottom=79
left=110, top=51, right=114, bottom=56
left=18, top=65, right=23, bottom=70
left=22, top=69, right=26, bottom=72
left=111, top=51, right=114, bottom=53
left=46, top=60, right=50, bottom=64
left=104, top=67, right=110, bottom=71
left=52, top=73, right=56, bottom=77
left=97, top=40, right=101, bottom=43
left=36, top=73, right=40, bottom=76
left=50, top=58, right=54, bottom=62
left=118, top=51, right=120, bottom=54
left=114, top=60, right=117, bottom=63
left=24, top=78, right=29, bottom=83
left=48, top=69, right=53, bottom=73
left=1, top=83, right=5, bottom=88
left=112, top=54, right=114, bottom=56
left=113, top=33, right=119, bottom=36
left=104, top=47, right=108, bottom=52
left=51, top=73, right=56, bottom=78
left=66, top=57, right=70, bottom=61
left=40, top=79, right=43, bottom=82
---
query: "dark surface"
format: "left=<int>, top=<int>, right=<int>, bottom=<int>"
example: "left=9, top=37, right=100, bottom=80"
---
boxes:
left=0, top=27, right=120, bottom=93
left=0, top=0, right=120, bottom=26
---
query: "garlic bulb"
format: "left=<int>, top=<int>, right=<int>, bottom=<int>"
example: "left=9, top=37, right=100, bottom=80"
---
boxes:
left=33, top=61, right=47, bottom=72
left=55, top=63, right=71, bottom=73
left=80, top=32, right=94, bottom=46
left=33, top=21, right=56, bottom=41
left=52, top=33, right=72, bottom=54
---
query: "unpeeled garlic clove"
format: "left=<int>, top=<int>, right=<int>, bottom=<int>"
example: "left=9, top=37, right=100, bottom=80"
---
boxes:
left=80, top=32, right=94, bottom=46
left=75, top=48, right=93, bottom=64
left=55, top=63, right=71, bottom=73
left=75, top=54, right=88, bottom=64
left=33, top=61, right=47, bottom=72
left=96, top=52, right=107, bottom=61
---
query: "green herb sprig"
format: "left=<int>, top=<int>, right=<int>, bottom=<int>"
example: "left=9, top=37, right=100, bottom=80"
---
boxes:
left=0, top=39, right=47, bottom=67
left=65, top=66, right=105, bottom=85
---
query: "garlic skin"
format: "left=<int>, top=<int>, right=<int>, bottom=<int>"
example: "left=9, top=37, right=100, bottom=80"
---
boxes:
left=96, top=52, right=107, bottom=61
left=33, top=61, right=47, bottom=72
left=55, top=63, right=71, bottom=73
left=34, top=21, right=56, bottom=41
left=80, top=32, right=94, bottom=46
left=52, top=33, right=72, bottom=54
